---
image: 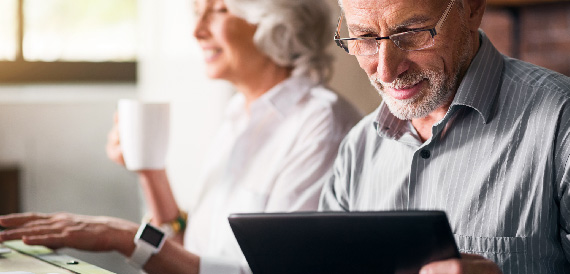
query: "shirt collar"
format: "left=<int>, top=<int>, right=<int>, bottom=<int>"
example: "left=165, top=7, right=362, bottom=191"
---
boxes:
left=225, top=76, right=316, bottom=120
left=374, top=102, right=413, bottom=140
left=451, top=30, right=504, bottom=124
left=374, top=30, right=504, bottom=139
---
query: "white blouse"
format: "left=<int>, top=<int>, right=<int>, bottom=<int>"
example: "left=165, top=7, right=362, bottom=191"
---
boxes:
left=183, top=76, right=361, bottom=274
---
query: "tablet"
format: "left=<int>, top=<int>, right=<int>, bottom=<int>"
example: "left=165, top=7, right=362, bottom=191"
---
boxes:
left=228, top=211, right=459, bottom=274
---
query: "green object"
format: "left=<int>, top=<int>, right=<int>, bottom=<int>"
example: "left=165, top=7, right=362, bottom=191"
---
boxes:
left=2, top=240, right=116, bottom=274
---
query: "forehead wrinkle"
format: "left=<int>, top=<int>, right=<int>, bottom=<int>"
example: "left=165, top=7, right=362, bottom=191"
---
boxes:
left=347, top=23, right=377, bottom=34
left=343, top=0, right=438, bottom=35
left=343, top=3, right=383, bottom=35
left=395, top=16, right=431, bottom=28
left=346, top=14, right=432, bottom=36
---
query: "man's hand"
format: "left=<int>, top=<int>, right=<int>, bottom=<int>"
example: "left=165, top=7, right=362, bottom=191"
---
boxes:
left=0, top=212, right=139, bottom=256
left=420, top=253, right=503, bottom=274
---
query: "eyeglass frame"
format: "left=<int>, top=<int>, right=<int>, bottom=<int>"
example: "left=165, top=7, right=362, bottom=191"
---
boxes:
left=334, top=0, right=456, bottom=56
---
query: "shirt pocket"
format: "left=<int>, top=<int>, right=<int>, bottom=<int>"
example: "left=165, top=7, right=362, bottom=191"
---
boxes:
left=454, top=234, right=551, bottom=273
left=454, top=234, right=528, bottom=255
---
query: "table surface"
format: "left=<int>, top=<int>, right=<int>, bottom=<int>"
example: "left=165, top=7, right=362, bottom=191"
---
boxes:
left=0, top=241, right=115, bottom=274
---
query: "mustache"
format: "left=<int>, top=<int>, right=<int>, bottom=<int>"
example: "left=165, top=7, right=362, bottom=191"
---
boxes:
left=372, top=70, right=434, bottom=90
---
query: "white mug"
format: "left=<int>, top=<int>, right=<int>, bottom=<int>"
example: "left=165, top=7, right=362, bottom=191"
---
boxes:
left=117, top=99, right=170, bottom=171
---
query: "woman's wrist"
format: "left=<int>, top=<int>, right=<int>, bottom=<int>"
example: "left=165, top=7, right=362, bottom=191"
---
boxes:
left=137, top=169, right=167, bottom=181
left=107, top=218, right=139, bottom=257
left=120, top=231, right=138, bottom=257
left=143, top=210, right=188, bottom=238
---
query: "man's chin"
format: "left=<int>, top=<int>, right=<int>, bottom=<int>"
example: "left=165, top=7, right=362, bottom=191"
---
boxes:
left=375, top=88, right=424, bottom=118
left=382, top=98, right=426, bottom=120
left=370, top=75, right=452, bottom=120
left=370, top=84, right=417, bottom=120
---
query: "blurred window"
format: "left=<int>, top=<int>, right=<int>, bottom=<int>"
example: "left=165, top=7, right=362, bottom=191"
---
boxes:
left=0, top=0, right=137, bottom=83
left=0, top=0, right=18, bottom=61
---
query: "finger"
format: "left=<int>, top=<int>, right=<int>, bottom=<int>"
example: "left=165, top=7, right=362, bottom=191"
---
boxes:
left=106, top=139, right=118, bottom=157
left=0, top=212, right=50, bottom=227
left=420, top=256, right=502, bottom=274
left=107, top=125, right=121, bottom=144
left=106, top=143, right=125, bottom=165
left=106, top=112, right=120, bottom=146
left=20, top=215, right=70, bottom=229
left=106, top=122, right=125, bottom=166
left=459, top=253, right=489, bottom=260
left=420, top=259, right=462, bottom=274
left=107, top=130, right=116, bottom=146
left=23, top=234, right=66, bottom=250
left=0, top=224, right=67, bottom=241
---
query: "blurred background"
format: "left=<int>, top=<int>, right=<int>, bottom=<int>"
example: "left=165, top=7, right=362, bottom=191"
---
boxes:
left=0, top=0, right=568, bottom=273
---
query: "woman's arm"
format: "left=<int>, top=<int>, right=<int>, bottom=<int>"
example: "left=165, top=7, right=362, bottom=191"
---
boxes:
left=106, top=113, right=184, bottom=243
left=0, top=212, right=199, bottom=274
left=138, top=170, right=185, bottom=243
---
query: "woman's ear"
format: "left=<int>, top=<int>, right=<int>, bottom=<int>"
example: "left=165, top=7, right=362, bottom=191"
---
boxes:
left=464, top=0, right=486, bottom=32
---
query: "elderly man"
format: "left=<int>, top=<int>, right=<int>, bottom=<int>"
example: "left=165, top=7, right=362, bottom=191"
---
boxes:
left=320, top=0, right=570, bottom=273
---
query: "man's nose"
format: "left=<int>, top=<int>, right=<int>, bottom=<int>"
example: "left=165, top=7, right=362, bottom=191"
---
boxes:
left=376, top=41, right=409, bottom=84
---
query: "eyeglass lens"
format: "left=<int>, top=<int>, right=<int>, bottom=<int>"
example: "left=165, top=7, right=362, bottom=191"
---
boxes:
left=340, top=31, right=435, bottom=56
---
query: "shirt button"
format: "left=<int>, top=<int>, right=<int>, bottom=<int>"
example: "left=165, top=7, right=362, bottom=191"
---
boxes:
left=420, top=149, right=431, bottom=159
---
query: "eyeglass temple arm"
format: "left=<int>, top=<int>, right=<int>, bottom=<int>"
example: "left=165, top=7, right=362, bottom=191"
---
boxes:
left=334, top=14, right=343, bottom=39
left=435, top=0, right=456, bottom=33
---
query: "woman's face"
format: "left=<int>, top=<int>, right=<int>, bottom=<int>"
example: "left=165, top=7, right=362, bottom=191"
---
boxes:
left=193, top=0, right=265, bottom=82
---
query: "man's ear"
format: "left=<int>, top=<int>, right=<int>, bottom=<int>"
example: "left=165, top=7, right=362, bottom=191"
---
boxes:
left=464, top=0, right=486, bottom=32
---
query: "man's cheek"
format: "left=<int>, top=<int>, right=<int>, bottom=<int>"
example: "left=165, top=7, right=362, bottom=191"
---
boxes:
left=356, top=56, right=377, bottom=76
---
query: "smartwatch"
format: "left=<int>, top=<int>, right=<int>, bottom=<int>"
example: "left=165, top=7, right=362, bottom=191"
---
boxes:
left=127, top=223, right=166, bottom=269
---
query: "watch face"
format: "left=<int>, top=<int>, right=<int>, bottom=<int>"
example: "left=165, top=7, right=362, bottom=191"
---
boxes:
left=141, top=224, right=165, bottom=247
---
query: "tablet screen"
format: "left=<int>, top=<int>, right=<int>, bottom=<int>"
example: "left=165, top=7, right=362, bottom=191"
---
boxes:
left=229, top=211, right=459, bottom=274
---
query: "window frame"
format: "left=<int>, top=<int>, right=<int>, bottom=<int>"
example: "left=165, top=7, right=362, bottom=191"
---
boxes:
left=0, top=0, right=136, bottom=83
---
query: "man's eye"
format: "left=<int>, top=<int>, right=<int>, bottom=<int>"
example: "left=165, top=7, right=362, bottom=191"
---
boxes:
left=397, top=25, right=428, bottom=33
left=406, top=27, right=426, bottom=32
left=350, top=32, right=376, bottom=38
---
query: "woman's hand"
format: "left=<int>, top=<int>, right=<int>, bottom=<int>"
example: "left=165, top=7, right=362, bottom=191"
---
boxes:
left=420, top=253, right=503, bottom=274
left=0, top=212, right=138, bottom=256
left=106, top=112, right=126, bottom=167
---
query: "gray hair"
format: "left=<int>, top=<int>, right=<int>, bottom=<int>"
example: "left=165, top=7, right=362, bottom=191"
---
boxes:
left=225, top=0, right=335, bottom=83
left=337, top=0, right=465, bottom=11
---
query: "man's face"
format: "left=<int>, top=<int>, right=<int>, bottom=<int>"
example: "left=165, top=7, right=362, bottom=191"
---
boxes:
left=342, top=0, right=474, bottom=120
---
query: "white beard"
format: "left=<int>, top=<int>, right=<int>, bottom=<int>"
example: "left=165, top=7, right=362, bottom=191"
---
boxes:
left=370, top=26, right=473, bottom=120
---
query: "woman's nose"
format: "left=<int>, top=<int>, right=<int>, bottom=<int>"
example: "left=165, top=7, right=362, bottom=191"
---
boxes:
left=193, top=13, right=209, bottom=40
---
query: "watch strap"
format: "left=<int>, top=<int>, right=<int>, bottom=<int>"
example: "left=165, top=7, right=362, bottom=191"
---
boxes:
left=127, top=241, right=154, bottom=268
left=127, top=223, right=166, bottom=269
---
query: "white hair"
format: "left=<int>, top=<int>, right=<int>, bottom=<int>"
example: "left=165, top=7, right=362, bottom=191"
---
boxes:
left=225, top=0, right=335, bottom=83
left=337, top=0, right=465, bottom=11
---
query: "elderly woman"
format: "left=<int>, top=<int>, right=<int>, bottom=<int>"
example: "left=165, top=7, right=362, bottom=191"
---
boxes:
left=0, top=0, right=360, bottom=273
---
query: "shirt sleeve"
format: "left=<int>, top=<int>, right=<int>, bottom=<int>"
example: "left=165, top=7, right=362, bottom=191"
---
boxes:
left=263, top=106, right=355, bottom=212
left=558, top=105, right=570, bottom=263
left=318, top=112, right=374, bottom=212
left=264, top=138, right=342, bottom=212
left=318, top=136, right=351, bottom=212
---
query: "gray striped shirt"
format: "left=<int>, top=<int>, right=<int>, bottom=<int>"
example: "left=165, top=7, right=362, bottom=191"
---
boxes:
left=319, top=31, right=570, bottom=274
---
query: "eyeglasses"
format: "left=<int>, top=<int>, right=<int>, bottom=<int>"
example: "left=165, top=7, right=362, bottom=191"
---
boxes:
left=334, top=0, right=455, bottom=56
